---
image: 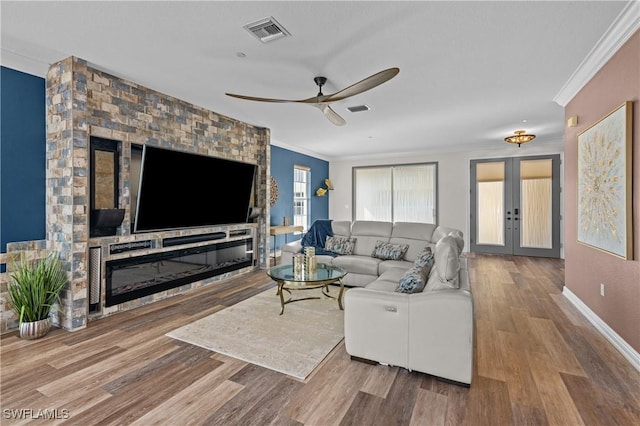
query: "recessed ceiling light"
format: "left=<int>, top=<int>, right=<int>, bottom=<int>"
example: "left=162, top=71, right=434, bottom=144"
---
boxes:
left=522, top=119, right=528, bottom=123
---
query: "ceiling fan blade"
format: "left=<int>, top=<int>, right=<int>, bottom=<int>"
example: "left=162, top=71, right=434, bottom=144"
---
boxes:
left=225, top=93, right=301, bottom=103
left=313, top=104, right=346, bottom=126
left=324, top=67, right=399, bottom=102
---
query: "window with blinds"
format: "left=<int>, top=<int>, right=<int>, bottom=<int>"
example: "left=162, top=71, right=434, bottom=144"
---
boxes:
left=353, top=163, right=437, bottom=223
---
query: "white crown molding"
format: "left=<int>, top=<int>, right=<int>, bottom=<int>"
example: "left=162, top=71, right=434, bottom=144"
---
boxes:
left=563, top=286, right=640, bottom=373
left=554, top=0, right=640, bottom=107
left=0, top=48, right=50, bottom=77
left=270, top=139, right=331, bottom=162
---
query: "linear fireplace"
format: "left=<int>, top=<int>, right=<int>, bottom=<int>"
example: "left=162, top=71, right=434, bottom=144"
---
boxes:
left=105, top=238, right=253, bottom=306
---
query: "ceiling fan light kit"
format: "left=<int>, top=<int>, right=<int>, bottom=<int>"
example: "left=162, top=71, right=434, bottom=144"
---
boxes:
left=226, top=67, right=399, bottom=126
left=505, top=129, right=536, bottom=147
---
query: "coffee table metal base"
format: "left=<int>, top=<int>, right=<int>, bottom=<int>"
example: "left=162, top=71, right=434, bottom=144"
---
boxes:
left=275, top=280, right=344, bottom=315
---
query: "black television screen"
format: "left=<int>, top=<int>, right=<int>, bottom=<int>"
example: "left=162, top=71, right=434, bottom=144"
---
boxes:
left=134, top=145, right=256, bottom=232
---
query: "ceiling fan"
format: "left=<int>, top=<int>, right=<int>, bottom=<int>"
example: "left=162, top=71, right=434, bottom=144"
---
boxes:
left=225, top=67, right=399, bottom=126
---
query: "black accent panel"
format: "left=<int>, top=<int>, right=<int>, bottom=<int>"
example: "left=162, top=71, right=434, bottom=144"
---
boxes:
left=90, top=209, right=126, bottom=237
left=162, top=232, right=227, bottom=247
left=109, top=240, right=155, bottom=255
left=92, top=209, right=125, bottom=228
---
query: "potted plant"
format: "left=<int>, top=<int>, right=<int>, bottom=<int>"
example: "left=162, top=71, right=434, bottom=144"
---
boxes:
left=6, top=253, right=67, bottom=339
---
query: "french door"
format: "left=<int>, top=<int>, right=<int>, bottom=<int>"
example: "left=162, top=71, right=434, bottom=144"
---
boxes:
left=470, top=155, right=561, bottom=258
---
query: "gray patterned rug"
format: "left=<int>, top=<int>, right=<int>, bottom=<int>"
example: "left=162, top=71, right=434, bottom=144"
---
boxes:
left=166, top=286, right=345, bottom=379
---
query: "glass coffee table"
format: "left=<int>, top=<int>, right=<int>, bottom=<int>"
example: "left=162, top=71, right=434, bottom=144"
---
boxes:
left=266, top=263, right=348, bottom=315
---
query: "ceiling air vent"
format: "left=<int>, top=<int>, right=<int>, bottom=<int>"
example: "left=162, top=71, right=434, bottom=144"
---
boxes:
left=347, top=105, right=371, bottom=113
left=244, top=16, right=291, bottom=43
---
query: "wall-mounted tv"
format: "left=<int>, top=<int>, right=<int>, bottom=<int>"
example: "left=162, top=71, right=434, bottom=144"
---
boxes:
left=134, top=145, right=257, bottom=232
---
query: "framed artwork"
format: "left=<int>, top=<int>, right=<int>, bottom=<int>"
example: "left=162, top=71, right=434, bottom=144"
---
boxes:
left=577, top=101, right=633, bottom=259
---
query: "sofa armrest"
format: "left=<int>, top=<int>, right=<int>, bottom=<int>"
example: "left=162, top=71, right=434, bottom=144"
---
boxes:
left=344, top=288, right=410, bottom=367
left=407, top=287, right=474, bottom=384
left=280, top=240, right=302, bottom=265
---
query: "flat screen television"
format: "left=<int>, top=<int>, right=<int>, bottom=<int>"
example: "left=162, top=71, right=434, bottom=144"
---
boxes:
left=134, top=145, right=257, bottom=232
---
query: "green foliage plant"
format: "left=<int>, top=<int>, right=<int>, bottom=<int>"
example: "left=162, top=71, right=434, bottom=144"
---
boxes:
left=7, top=253, right=68, bottom=324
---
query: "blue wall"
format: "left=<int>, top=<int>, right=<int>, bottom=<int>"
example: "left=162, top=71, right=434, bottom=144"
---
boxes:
left=270, top=145, right=329, bottom=249
left=1, top=67, right=46, bottom=257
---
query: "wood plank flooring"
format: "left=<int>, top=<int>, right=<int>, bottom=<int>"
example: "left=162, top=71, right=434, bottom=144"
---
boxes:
left=2, top=253, right=640, bottom=425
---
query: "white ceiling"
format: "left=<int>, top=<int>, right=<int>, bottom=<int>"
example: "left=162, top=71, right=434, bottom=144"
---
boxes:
left=0, top=1, right=630, bottom=160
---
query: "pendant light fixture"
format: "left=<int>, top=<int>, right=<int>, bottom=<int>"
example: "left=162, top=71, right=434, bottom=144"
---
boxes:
left=505, top=130, right=536, bottom=147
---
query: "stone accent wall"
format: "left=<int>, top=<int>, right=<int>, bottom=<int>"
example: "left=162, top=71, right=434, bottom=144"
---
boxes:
left=28, top=56, right=268, bottom=332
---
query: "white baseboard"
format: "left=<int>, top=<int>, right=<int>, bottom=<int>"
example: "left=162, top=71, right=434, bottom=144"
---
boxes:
left=563, top=287, right=640, bottom=373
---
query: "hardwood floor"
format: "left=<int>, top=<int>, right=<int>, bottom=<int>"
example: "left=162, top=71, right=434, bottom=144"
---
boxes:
left=2, top=254, right=640, bottom=425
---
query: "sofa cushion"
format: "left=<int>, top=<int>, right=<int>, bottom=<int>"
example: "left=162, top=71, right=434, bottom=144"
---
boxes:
left=378, top=259, right=413, bottom=275
left=325, top=236, right=356, bottom=255
left=430, top=235, right=461, bottom=289
left=332, top=220, right=352, bottom=237
left=396, top=264, right=429, bottom=293
left=365, top=279, right=399, bottom=292
left=389, top=222, right=437, bottom=261
left=377, top=267, right=407, bottom=282
left=332, top=255, right=382, bottom=276
left=350, top=221, right=393, bottom=256
left=391, top=222, right=437, bottom=241
left=316, top=254, right=336, bottom=265
left=371, top=240, right=409, bottom=261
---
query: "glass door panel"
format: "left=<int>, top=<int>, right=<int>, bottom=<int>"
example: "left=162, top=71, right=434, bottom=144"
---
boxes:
left=470, top=159, right=513, bottom=255
left=513, top=156, right=561, bottom=258
left=519, top=159, right=553, bottom=249
left=476, top=162, right=505, bottom=246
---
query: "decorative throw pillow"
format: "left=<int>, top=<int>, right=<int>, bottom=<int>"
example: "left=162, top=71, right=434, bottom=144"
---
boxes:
left=414, top=246, right=433, bottom=267
left=371, top=240, right=409, bottom=261
left=396, top=264, right=428, bottom=293
left=324, top=236, right=356, bottom=255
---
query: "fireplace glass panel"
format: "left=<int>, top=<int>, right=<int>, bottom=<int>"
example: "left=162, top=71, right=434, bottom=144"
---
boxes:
left=106, top=239, right=252, bottom=306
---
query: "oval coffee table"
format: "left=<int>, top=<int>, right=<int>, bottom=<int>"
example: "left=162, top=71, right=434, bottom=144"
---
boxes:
left=266, top=263, right=348, bottom=315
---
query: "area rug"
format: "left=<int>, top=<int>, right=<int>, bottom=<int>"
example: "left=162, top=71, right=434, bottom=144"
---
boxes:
left=166, top=286, right=344, bottom=380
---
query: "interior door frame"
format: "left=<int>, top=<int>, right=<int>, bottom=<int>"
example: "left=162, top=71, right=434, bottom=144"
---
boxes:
left=470, top=155, right=561, bottom=258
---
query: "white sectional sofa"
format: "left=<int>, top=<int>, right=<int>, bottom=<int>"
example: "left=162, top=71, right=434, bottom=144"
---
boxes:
left=280, top=220, right=474, bottom=386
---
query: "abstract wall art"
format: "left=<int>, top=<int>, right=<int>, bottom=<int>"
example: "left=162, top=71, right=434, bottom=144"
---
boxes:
left=577, top=101, right=633, bottom=259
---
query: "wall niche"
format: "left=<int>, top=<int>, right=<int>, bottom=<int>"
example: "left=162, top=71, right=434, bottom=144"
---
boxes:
left=90, top=136, right=125, bottom=237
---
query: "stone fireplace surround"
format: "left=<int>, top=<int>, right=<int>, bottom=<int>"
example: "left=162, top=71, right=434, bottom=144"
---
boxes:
left=0, top=56, right=270, bottom=333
